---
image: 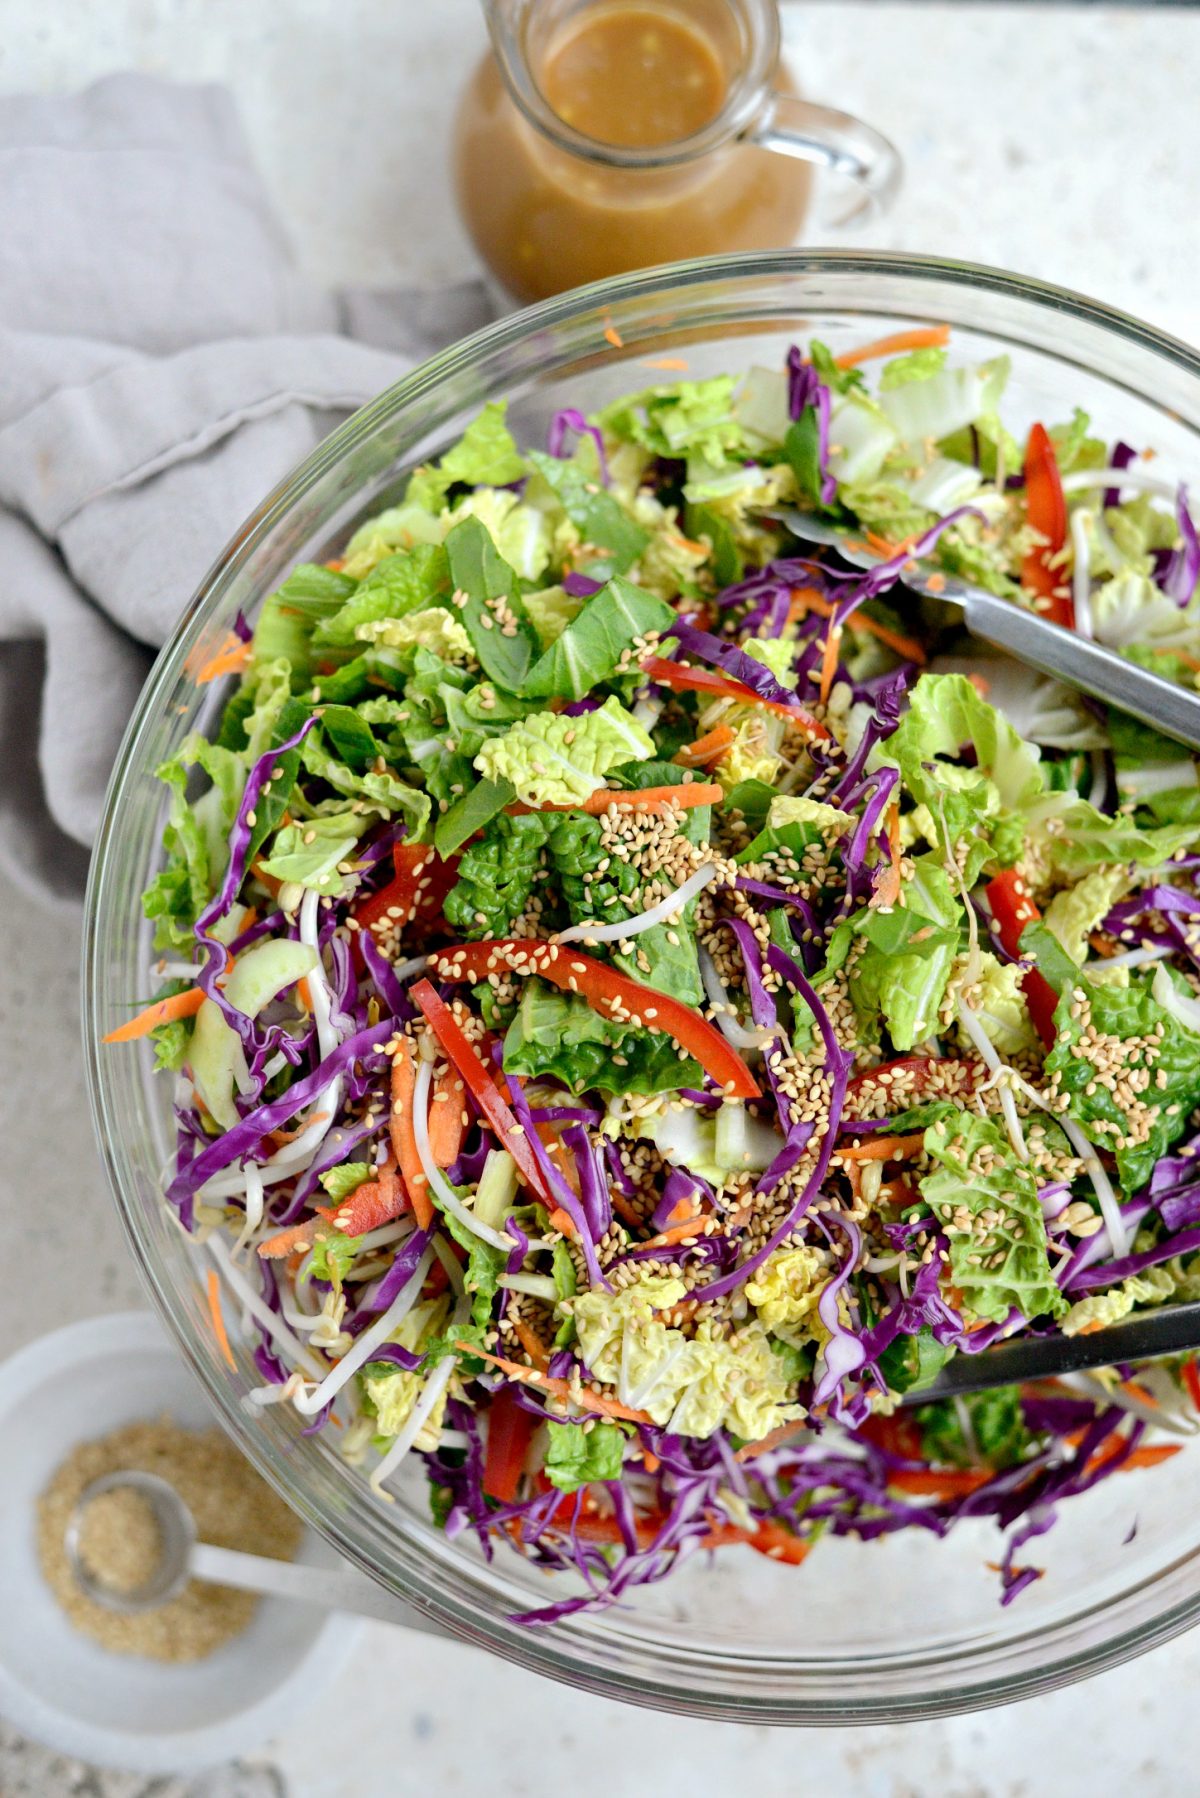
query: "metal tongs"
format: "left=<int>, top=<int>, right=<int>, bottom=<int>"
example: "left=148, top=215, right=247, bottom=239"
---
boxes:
left=903, top=1302, right=1200, bottom=1404
left=779, top=509, right=1200, bottom=753
left=774, top=507, right=1200, bottom=1395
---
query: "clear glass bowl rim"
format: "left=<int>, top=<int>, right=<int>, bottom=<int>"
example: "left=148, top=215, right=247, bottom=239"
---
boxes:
left=82, top=248, right=1200, bottom=1725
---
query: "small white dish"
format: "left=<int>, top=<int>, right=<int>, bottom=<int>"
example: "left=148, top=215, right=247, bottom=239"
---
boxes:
left=0, top=1310, right=363, bottom=1774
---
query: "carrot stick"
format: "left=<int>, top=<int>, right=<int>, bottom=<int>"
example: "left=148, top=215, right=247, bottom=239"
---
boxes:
left=390, top=1040, right=434, bottom=1228
left=460, top=1343, right=654, bottom=1425
left=428, top=1064, right=468, bottom=1167
left=257, top=1218, right=321, bottom=1259
left=641, top=356, right=689, bottom=371
left=835, top=1132, right=927, bottom=1163
left=195, top=632, right=253, bottom=685
left=675, top=724, right=737, bottom=769
left=789, top=585, right=927, bottom=665
left=818, top=621, right=842, bottom=706
left=513, top=1317, right=551, bottom=1372
left=103, top=985, right=206, bottom=1044
left=1091, top=1440, right=1181, bottom=1475
left=265, top=1112, right=328, bottom=1151
left=887, top=1465, right=993, bottom=1498
left=611, top=1189, right=648, bottom=1232
left=508, top=782, right=723, bottom=817
left=735, top=1421, right=809, bottom=1463
left=865, top=528, right=906, bottom=560
left=638, top=1215, right=712, bottom=1253
left=207, top=1268, right=237, bottom=1370
left=834, top=325, right=951, bottom=370
left=871, top=798, right=903, bottom=910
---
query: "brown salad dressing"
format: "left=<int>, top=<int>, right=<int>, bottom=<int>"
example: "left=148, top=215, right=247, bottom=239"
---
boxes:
left=454, top=2, right=812, bottom=303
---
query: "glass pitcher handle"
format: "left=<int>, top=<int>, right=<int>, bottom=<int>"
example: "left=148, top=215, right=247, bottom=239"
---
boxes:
left=746, top=93, right=902, bottom=226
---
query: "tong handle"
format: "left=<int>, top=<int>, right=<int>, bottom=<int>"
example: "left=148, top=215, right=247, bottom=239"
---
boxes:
left=964, top=590, right=1200, bottom=753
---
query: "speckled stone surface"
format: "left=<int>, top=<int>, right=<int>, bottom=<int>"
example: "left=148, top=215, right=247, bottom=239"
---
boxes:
left=3, top=3, right=1200, bottom=1792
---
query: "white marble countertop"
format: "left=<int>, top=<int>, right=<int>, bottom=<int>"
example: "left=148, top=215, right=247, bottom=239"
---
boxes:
left=3, top=2, right=1200, bottom=1792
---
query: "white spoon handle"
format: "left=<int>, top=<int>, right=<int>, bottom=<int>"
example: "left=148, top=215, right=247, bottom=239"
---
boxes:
left=188, top=1541, right=444, bottom=1632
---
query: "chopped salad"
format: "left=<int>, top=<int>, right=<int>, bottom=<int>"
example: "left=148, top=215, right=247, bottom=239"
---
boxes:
left=112, top=326, right=1200, bottom=1621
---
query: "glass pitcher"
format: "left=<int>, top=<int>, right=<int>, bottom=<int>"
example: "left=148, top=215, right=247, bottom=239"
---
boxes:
left=454, top=0, right=901, bottom=305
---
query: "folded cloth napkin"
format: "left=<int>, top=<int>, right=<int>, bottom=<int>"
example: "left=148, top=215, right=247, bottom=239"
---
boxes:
left=0, top=72, right=492, bottom=905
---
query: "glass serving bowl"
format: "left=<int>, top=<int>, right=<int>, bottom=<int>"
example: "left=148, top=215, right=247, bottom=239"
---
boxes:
left=84, top=251, right=1200, bottom=1725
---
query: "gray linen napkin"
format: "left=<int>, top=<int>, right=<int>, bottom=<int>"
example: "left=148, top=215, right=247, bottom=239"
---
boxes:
left=0, top=72, right=491, bottom=905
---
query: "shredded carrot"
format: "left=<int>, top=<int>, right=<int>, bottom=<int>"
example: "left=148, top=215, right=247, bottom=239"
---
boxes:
left=325, top=557, right=345, bottom=571
left=924, top=571, right=947, bottom=595
left=265, top=1112, right=328, bottom=1151
left=603, top=324, right=624, bottom=348
left=257, top=1219, right=320, bottom=1260
left=611, top=1189, right=649, bottom=1231
left=817, top=621, right=842, bottom=707
left=638, top=1215, right=712, bottom=1253
left=251, top=858, right=283, bottom=898
left=642, top=1449, right=661, bottom=1473
left=835, top=1131, right=927, bottom=1163
left=835, top=325, right=951, bottom=370
left=390, top=1039, right=434, bottom=1228
left=675, top=724, right=736, bottom=769
left=1091, top=1440, right=1181, bottom=1475
left=672, top=533, right=711, bottom=556
left=789, top=585, right=927, bottom=665
left=887, top=1465, right=993, bottom=1498
left=548, top=1206, right=578, bottom=1237
left=508, top=782, right=723, bottom=817
left=735, top=1421, right=808, bottom=1463
left=865, top=528, right=905, bottom=560
left=512, top=1317, right=550, bottom=1372
left=642, top=356, right=689, bottom=371
left=871, top=798, right=903, bottom=910
left=429, top=1063, right=468, bottom=1167
left=295, top=975, right=313, bottom=1013
left=206, top=1268, right=237, bottom=1371
left=195, top=632, right=253, bottom=686
left=459, top=1343, right=654, bottom=1425
left=1120, top=1378, right=1159, bottom=1409
left=103, top=985, right=206, bottom=1044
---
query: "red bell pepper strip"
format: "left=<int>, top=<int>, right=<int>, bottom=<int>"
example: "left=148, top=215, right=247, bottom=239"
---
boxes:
left=985, top=868, right=1059, bottom=1048
left=1183, top=1358, right=1200, bottom=1412
left=353, top=843, right=461, bottom=939
left=411, top=980, right=556, bottom=1206
left=539, top=1493, right=805, bottom=1556
left=483, top=1388, right=538, bottom=1503
left=426, top=941, right=760, bottom=1101
left=640, top=655, right=831, bottom=738
left=318, top=1157, right=409, bottom=1236
left=1022, top=424, right=1072, bottom=627
left=844, top=1055, right=982, bottom=1114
